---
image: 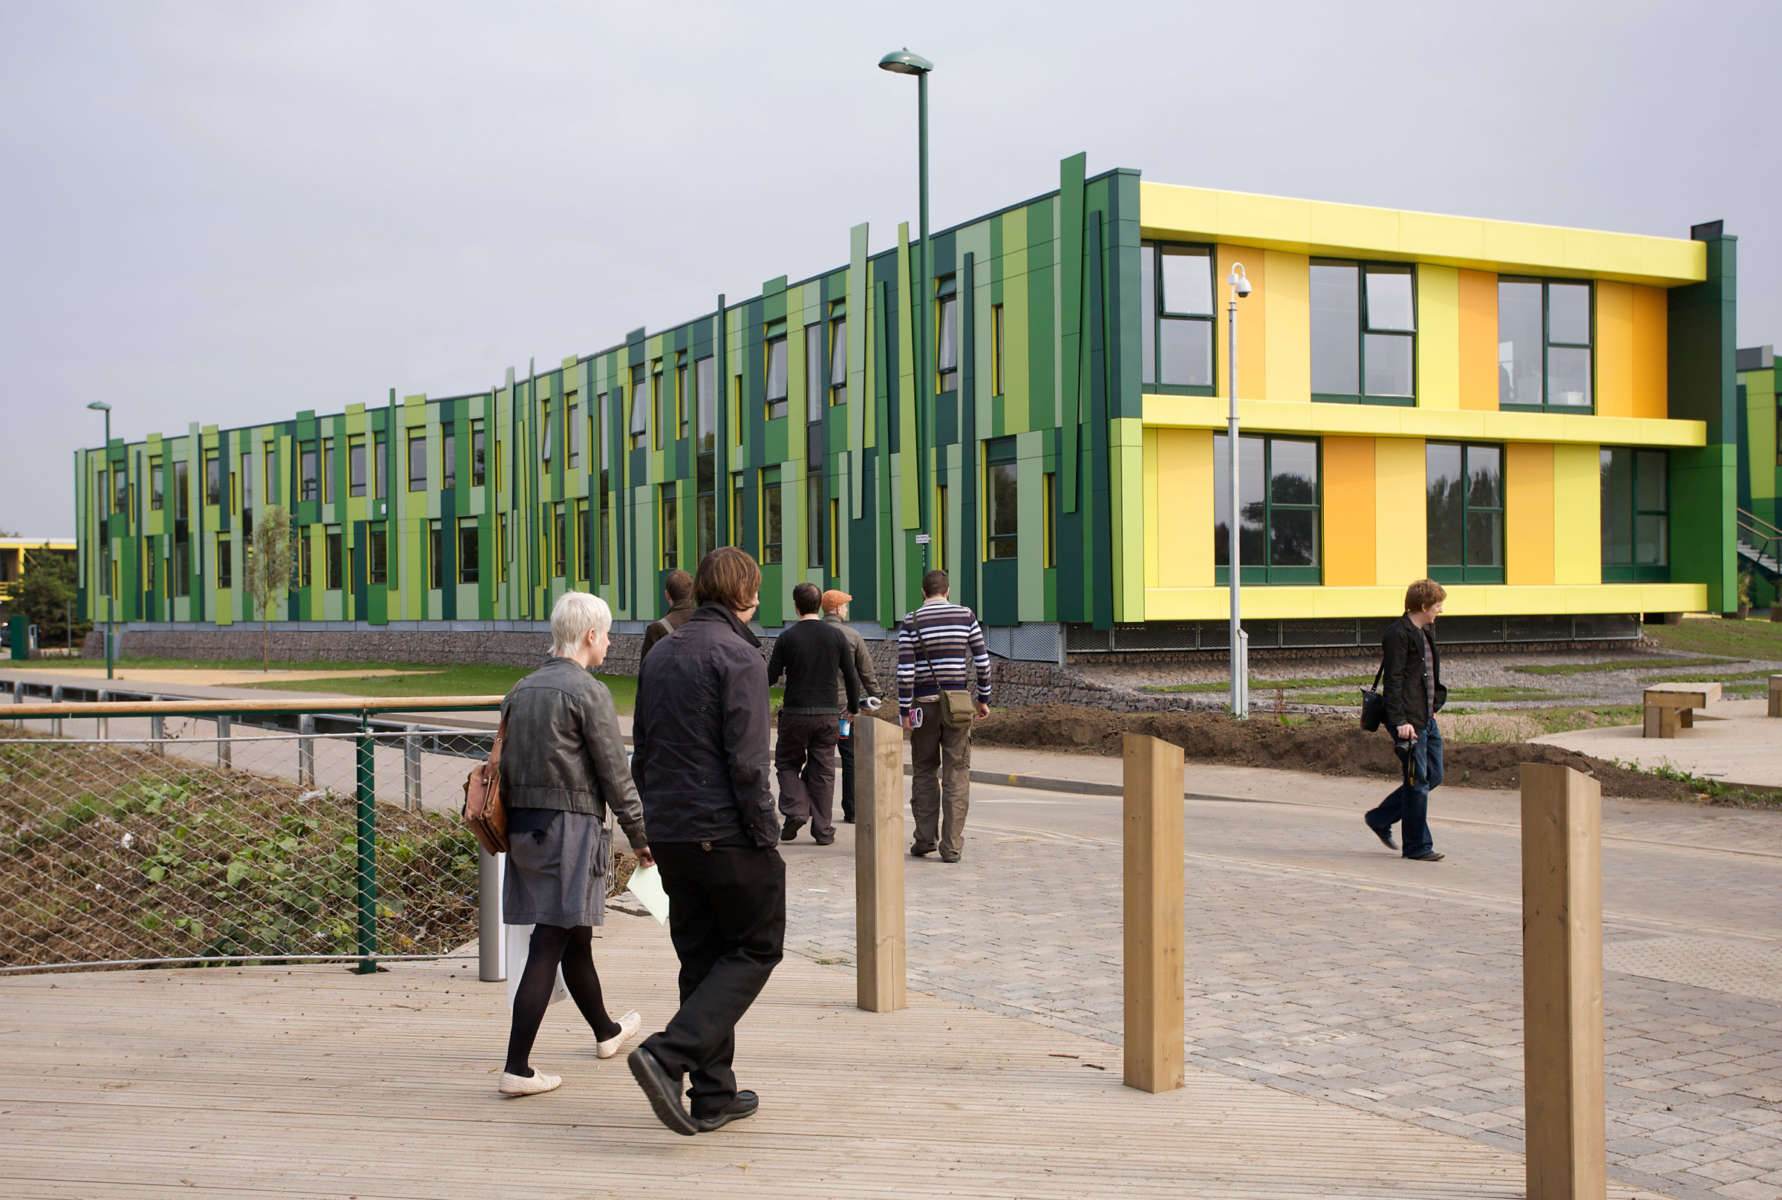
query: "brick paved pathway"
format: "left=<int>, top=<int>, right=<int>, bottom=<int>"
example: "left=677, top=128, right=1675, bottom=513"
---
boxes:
left=774, top=773, right=1782, bottom=1200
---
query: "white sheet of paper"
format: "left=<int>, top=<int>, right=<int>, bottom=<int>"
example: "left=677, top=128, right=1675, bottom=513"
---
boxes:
left=625, top=864, right=670, bottom=925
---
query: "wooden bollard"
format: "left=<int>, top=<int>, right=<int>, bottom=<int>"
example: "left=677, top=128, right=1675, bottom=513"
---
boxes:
left=855, top=715, right=906, bottom=1013
left=1122, top=732, right=1184, bottom=1093
left=1521, top=762, right=1606, bottom=1200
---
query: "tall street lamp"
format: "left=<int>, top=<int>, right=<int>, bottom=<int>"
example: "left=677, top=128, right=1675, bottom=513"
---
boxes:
left=879, top=47, right=934, bottom=569
left=1226, top=264, right=1251, bottom=717
left=87, top=401, right=114, bottom=680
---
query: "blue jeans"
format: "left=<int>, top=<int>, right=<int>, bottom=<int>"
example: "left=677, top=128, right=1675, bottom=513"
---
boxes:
left=1366, top=717, right=1443, bottom=858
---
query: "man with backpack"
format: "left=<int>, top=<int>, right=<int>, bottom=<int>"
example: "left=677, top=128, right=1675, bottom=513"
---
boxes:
left=1365, top=578, right=1449, bottom=862
left=896, top=570, right=992, bottom=864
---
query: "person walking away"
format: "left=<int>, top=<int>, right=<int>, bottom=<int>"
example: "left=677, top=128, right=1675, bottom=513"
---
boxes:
left=767, top=582, right=860, bottom=845
left=627, top=547, right=785, bottom=1135
left=639, top=568, right=695, bottom=662
left=820, top=589, right=881, bottom=823
left=1365, top=579, right=1449, bottom=862
left=897, top=569, right=992, bottom=864
left=497, top=591, right=651, bottom=1096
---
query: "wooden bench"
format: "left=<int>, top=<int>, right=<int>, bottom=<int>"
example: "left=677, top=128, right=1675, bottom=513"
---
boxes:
left=1642, top=681, right=1722, bottom=738
left=1769, top=674, right=1781, bottom=719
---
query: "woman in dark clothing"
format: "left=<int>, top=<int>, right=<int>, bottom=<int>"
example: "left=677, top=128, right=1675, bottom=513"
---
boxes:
left=498, top=590, right=652, bottom=1096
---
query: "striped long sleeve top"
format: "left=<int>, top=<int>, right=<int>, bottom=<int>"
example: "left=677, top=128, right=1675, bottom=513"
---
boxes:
left=896, top=598, right=993, bottom=717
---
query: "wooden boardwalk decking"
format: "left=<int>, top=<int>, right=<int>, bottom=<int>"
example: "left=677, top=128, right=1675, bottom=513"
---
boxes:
left=0, top=916, right=1675, bottom=1200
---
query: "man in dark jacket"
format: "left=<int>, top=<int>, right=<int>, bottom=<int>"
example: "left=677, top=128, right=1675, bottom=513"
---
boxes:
left=821, top=589, right=881, bottom=823
left=1365, top=578, right=1449, bottom=862
left=767, top=582, right=860, bottom=846
left=639, top=569, right=695, bottom=662
left=628, top=548, right=784, bottom=1136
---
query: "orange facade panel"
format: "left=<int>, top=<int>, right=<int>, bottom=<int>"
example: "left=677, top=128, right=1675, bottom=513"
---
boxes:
left=1322, top=436, right=1376, bottom=586
left=1596, top=281, right=1635, bottom=418
left=1630, top=284, right=1668, bottom=419
left=1505, top=442, right=1556, bottom=586
left=1457, top=270, right=1498, bottom=412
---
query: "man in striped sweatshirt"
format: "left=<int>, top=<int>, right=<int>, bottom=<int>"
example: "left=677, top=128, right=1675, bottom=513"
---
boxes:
left=897, top=569, right=992, bottom=864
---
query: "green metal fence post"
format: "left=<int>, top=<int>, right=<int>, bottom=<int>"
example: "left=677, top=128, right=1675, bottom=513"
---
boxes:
left=355, top=715, right=377, bottom=974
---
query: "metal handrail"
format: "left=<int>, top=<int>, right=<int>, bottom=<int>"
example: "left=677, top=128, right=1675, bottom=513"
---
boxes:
left=1737, top=506, right=1782, bottom=541
left=1, top=694, right=504, bottom=720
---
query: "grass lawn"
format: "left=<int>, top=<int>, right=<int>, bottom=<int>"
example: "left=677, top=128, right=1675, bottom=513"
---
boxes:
left=1510, top=655, right=1736, bottom=676
left=1141, top=674, right=1373, bottom=695
left=1644, top=615, right=1782, bottom=659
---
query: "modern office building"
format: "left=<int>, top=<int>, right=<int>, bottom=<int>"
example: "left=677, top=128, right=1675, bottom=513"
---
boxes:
left=0, top=536, right=77, bottom=611
left=1736, top=344, right=1780, bottom=608
left=74, top=154, right=1739, bottom=661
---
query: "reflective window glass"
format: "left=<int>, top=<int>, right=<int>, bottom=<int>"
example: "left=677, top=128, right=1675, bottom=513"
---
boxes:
left=1310, top=264, right=1359, bottom=395
left=1497, top=281, right=1544, bottom=407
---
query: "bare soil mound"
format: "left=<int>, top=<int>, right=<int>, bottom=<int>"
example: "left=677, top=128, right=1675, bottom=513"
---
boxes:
left=975, top=705, right=1686, bottom=800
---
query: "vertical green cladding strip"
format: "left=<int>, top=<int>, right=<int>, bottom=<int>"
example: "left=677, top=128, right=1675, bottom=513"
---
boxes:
left=895, top=224, right=918, bottom=529
left=1107, top=169, right=1144, bottom=421
left=849, top=224, right=869, bottom=515
left=1109, top=418, right=1144, bottom=622
left=874, top=277, right=895, bottom=624
left=1667, top=229, right=1738, bottom=610
left=1016, top=430, right=1044, bottom=621
left=1059, top=153, right=1087, bottom=515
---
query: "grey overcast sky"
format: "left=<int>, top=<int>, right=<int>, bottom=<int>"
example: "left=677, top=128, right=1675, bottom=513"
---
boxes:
left=3, top=0, right=1777, bottom=536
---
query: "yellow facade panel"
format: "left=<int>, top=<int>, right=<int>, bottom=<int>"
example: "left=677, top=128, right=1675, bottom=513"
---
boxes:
left=1373, top=436, right=1425, bottom=585
left=1595, top=281, right=1635, bottom=418
left=1262, top=250, right=1310, bottom=403
left=1142, top=429, right=1159, bottom=590
left=1505, top=442, right=1555, bottom=586
left=1458, top=269, right=1499, bottom=411
left=1552, top=443, right=1601, bottom=586
left=1216, top=245, right=1267, bottom=400
left=1416, top=265, right=1461, bottom=410
left=1152, top=428, right=1214, bottom=589
left=1631, top=285, right=1669, bottom=419
left=1306, top=204, right=1401, bottom=254
left=1322, top=437, right=1376, bottom=586
left=1144, top=582, right=1707, bottom=621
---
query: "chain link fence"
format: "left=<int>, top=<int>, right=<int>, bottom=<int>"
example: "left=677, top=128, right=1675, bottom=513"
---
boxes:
left=0, top=703, right=500, bottom=974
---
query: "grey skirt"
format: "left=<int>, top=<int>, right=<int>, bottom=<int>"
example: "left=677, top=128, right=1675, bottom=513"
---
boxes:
left=503, top=809, right=612, bottom=928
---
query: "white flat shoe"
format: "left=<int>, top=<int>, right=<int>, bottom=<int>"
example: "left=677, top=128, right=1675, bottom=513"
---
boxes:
left=596, top=1010, right=642, bottom=1059
left=499, top=1069, right=562, bottom=1096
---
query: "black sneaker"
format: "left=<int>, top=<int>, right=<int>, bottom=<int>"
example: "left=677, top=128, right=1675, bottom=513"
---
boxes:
left=780, top=817, right=804, bottom=842
left=909, top=843, right=935, bottom=858
left=693, top=1090, right=758, bottom=1133
left=1365, top=816, right=1396, bottom=851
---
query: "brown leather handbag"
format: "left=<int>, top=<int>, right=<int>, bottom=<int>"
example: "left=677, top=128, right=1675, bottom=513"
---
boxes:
left=461, top=717, right=509, bottom=856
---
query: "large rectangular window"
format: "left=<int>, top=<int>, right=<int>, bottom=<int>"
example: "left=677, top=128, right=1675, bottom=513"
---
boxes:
left=695, top=358, right=716, bottom=452
left=760, top=467, right=783, bottom=564
left=1499, top=280, right=1593, bottom=410
left=407, top=431, right=427, bottom=490
left=828, top=314, right=847, bottom=407
left=349, top=437, right=366, bottom=497
left=935, top=275, right=959, bottom=393
left=1425, top=442, right=1504, bottom=583
left=1311, top=262, right=1415, bottom=404
left=628, top=366, right=647, bottom=449
left=1140, top=242, right=1215, bottom=391
left=368, top=525, right=387, bottom=584
left=764, top=331, right=789, bottom=420
left=1212, top=434, right=1321, bottom=583
left=805, top=326, right=824, bottom=423
left=1601, top=447, right=1668, bottom=580
left=299, top=443, right=319, bottom=502
left=659, top=484, right=679, bottom=570
left=458, top=520, right=479, bottom=584
left=985, top=437, right=1019, bottom=560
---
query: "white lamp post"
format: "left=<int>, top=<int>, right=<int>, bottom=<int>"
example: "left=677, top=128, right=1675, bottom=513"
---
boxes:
left=1226, top=264, right=1251, bottom=717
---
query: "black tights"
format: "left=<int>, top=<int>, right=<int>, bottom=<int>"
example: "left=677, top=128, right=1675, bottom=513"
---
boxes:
left=503, top=923, right=621, bottom=1076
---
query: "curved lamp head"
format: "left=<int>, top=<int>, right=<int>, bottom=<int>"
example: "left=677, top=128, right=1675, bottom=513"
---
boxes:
left=878, top=48, right=934, bottom=75
left=1228, top=263, right=1252, bottom=299
left=87, top=401, right=112, bottom=412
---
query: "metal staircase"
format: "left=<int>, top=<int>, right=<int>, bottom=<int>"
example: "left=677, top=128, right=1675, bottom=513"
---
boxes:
left=1737, top=508, right=1782, bottom=582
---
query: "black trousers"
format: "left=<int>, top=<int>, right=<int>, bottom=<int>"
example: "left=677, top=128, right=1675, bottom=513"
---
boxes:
left=641, top=840, right=786, bottom=1116
left=775, top=711, right=840, bottom=840
left=838, top=732, right=855, bottom=820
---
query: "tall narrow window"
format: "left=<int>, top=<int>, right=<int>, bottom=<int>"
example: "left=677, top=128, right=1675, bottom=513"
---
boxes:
left=470, top=420, right=486, bottom=487
left=320, top=438, right=333, bottom=503
left=496, top=514, right=507, bottom=584
left=1499, top=280, right=1593, bottom=410
left=828, top=497, right=840, bottom=573
left=565, top=397, right=580, bottom=469
left=299, top=532, right=313, bottom=588
left=553, top=502, right=566, bottom=578
left=594, top=392, right=609, bottom=472
left=935, top=483, right=949, bottom=571
left=674, top=356, right=689, bottom=441
left=760, top=467, right=783, bottom=564
left=349, top=437, right=366, bottom=497
left=659, top=484, right=679, bottom=570
left=598, top=491, right=611, bottom=585
left=651, top=361, right=665, bottom=450
left=240, top=452, right=252, bottom=511
left=458, top=519, right=480, bottom=584
left=1311, top=262, right=1415, bottom=403
left=573, top=499, right=590, bottom=582
left=368, top=525, right=387, bottom=584
left=1425, top=443, right=1504, bottom=583
left=628, top=364, right=647, bottom=449
left=985, top=438, right=1019, bottom=560
left=427, top=520, right=442, bottom=589
left=731, top=471, right=747, bottom=555
left=299, top=443, right=319, bottom=502
left=806, top=325, right=824, bottom=423
left=1212, top=434, right=1321, bottom=583
left=696, top=455, right=716, bottom=559
left=205, top=452, right=221, bottom=506
left=172, top=540, right=190, bottom=597
left=695, top=359, right=716, bottom=452
left=1140, top=242, right=1216, bottom=390
left=807, top=472, right=824, bottom=568
left=149, top=457, right=163, bottom=511
left=541, top=398, right=553, bottom=468
left=216, top=538, right=233, bottom=589
left=1601, top=447, right=1668, bottom=580
left=764, top=331, right=789, bottom=420
left=97, top=469, right=109, bottom=517
left=174, top=460, right=189, bottom=519
left=731, top=374, right=744, bottom=445
left=829, top=313, right=847, bottom=407
left=407, top=431, right=427, bottom=490
left=444, top=429, right=458, bottom=490
left=373, top=434, right=386, bottom=498
left=325, top=527, right=343, bottom=589
left=1042, top=470, right=1056, bottom=568
left=935, top=275, right=959, bottom=393
left=991, top=304, right=1005, bottom=397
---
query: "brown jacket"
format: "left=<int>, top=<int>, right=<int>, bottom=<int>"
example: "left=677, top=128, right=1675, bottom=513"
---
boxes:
left=640, top=597, right=697, bottom=661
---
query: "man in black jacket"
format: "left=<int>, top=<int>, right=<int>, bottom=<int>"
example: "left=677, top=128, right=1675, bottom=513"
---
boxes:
left=639, top=569, right=695, bottom=663
left=1365, top=578, right=1450, bottom=862
left=628, top=547, right=784, bottom=1136
left=767, top=582, right=860, bottom=845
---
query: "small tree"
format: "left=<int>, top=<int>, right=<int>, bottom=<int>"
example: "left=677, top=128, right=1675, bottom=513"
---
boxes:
left=248, top=505, right=293, bottom=671
left=17, top=544, right=88, bottom=651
